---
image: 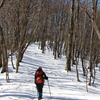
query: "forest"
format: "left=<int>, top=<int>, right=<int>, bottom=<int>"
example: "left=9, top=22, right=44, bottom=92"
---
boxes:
left=0, top=0, right=100, bottom=87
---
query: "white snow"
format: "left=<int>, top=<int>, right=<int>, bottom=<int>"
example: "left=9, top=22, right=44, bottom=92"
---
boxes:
left=0, top=42, right=100, bottom=100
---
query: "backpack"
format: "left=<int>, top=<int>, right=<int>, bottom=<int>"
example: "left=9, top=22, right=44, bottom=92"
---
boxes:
left=36, top=70, right=43, bottom=83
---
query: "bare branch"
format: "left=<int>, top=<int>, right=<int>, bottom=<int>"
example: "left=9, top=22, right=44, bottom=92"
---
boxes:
left=76, top=0, right=100, bottom=39
left=0, top=0, right=6, bottom=8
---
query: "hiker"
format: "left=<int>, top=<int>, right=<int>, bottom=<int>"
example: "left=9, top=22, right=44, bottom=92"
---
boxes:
left=34, top=67, right=48, bottom=99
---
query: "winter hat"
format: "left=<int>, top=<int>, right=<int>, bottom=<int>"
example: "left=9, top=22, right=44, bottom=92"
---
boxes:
left=38, top=67, right=42, bottom=70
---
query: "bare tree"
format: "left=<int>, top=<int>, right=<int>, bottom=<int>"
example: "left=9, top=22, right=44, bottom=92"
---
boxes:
left=0, top=26, right=10, bottom=82
left=76, top=0, right=100, bottom=39
left=0, top=0, right=10, bottom=82
left=66, top=0, right=75, bottom=71
left=88, top=0, right=98, bottom=86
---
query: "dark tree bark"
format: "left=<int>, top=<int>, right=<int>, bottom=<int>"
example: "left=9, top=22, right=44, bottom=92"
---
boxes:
left=0, top=26, right=10, bottom=82
left=66, top=0, right=75, bottom=71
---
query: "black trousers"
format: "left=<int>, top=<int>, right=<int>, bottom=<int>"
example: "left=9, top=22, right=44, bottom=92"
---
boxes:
left=36, top=83, right=44, bottom=92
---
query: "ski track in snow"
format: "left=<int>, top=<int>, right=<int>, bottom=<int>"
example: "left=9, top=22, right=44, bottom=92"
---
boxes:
left=0, top=43, right=100, bottom=100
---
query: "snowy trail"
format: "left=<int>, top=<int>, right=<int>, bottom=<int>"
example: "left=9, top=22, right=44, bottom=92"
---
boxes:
left=0, top=43, right=100, bottom=100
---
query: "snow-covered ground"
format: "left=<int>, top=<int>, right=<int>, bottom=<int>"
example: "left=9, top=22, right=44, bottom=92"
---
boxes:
left=0, top=43, right=100, bottom=100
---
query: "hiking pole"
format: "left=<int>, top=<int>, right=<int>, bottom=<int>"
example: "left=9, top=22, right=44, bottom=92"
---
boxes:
left=47, top=80, right=51, bottom=98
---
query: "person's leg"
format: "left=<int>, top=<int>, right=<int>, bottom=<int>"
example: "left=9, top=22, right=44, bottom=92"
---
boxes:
left=36, top=84, right=42, bottom=99
left=39, top=84, right=44, bottom=99
left=36, top=83, right=44, bottom=99
left=36, top=83, right=43, bottom=99
left=36, top=84, right=41, bottom=99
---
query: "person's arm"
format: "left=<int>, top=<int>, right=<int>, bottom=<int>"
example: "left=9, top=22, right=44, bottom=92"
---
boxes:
left=34, top=73, right=37, bottom=83
left=43, top=72, right=48, bottom=80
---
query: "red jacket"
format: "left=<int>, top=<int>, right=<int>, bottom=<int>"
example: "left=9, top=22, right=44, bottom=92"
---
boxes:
left=35, top=68, right=48, bottom=84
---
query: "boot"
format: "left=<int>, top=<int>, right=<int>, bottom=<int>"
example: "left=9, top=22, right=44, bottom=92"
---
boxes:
left=38, top=92, right=42, bottom=99
left=38, top=97, right=41, bottom=100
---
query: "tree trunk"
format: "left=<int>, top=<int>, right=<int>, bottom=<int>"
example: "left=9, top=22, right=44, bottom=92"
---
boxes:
left=81, top=57, right=86, bottom=76
left=66, top=0, right=75, bottom=71
left=0, top=26, right=10, bottom=82
left=76, top=59, right=80, bottom=82
left=80, top=0, right=87, bottom=76
left=88, top=0, right=97, bottom=86
left=0, top=53, right=2, bottom=67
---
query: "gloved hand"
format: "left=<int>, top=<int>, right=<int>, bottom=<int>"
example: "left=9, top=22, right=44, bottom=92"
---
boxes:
left=45, top=77, right=48, bottom=80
